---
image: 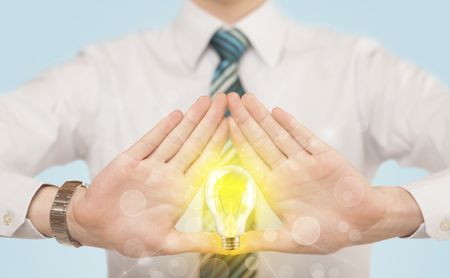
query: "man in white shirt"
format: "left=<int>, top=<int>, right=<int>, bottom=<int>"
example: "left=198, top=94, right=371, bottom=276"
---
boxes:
left=1, top=0, right=449, bottom=277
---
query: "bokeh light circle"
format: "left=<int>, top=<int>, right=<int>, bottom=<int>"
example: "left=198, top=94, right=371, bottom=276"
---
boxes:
left=168, top=257, right=189, bottom=277
left=122, top=238, right=146, bottom=258
left=200, top=258, right=229, bottom=278
left=349, top=229, right=362, bottom=242
left=329, top=267, right=340, bottom=278
left=119, top=190, right=147, bottom=217
left=278, top=265, right=294, bottom=278
left=291, top=216, right=321, bottom=245
left=148, top=269, right=165, bottom=278
left=337, top=221, right=349, bottom=233
left=244, top=255, right=259, bottom=271
left=310, top=263, right=325, bottom=278
left=312, top=269, right=325, bottom=278
left=333, top=177, right=366, bottom=207
left=263, top=228, right=278, bottom=242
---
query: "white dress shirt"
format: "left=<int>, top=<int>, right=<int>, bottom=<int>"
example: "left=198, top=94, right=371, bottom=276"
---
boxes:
left=1, top=0, right=450, bottom=277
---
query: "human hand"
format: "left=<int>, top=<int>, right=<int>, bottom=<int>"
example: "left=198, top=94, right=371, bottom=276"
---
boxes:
left=228, top=93, right=423, bottom=254
left=67, top=94, right=228, bottom=257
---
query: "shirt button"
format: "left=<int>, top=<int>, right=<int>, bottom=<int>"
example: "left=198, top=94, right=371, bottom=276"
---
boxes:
left=3, top=212, right=13, bottom=226
left=440, top=220, right=450, bottom=232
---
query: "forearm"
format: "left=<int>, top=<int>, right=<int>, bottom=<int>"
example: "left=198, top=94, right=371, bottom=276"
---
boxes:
left=363, top=186, right=424, bottom=243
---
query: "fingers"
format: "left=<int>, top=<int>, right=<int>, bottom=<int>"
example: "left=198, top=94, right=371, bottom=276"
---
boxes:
left=125, top=110, right=183, bottom=160
left=228, top=93, right=286, bottom=168
left=272, top=107, right=331, bottom=155
left=185, top=119, right=229, bottom=189
left=150, top=96, right=211, bottom=162
left=241, top=93, right=306, bottom=158
left=239, top=230, right=283, bottom=253
left=201, top=119, right=229, bottom=159
left=229, top=117, right=270, bottom=185
left=169, top=93, right=227, bottom=171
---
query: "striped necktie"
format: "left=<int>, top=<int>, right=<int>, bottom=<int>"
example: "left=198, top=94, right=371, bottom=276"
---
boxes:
left=210, top=28, right=249, bottom=99
left=199, top=28, right=258, bottom=278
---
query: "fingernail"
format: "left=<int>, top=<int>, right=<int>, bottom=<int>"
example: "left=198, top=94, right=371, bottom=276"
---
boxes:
left=198, top=95, right=209, bottom=102
left=211, top=92, right=222, bottom=100
left=272, top=107, right=281, bottom=113
left=228, top=92, right=239, bottom=101
left=169, top=110, right=183, bottom=119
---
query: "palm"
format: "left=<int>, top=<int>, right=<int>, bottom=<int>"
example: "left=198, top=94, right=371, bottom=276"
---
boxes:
left=228, top=93, right=387, bottom=254
left=69, top=94, right=228, bottom=256
left=74, top=154, right=188, bottom=256
left=260, top=149, right=385, bottom=253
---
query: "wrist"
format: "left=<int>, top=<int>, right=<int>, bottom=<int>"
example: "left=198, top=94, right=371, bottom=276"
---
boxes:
left=66, top=186, right=100, bottom=248
left=368, top=186, right=424, bottom=241
left=27, top=185, right=58, bottom=237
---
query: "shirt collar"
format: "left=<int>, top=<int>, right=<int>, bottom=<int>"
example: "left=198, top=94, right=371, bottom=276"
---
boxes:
left=171, top=0, right=288, bottom=69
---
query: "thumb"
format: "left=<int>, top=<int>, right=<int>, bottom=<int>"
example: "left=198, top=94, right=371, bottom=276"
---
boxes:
left=163, top=230, right=223, bottom=255
left=240, top=228, right=325, bottom=254
left=239, top=230, right=285, bottom=253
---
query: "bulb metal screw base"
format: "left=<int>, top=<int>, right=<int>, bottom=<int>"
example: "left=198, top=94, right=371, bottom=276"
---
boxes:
left=222, top=236, right=240, bottom=250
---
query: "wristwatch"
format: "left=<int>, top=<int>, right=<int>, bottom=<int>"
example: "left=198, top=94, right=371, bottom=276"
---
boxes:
left=50, top=180, right=87, bottom=248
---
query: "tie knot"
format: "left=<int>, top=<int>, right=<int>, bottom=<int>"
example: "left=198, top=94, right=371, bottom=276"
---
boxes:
left=210, top=28, right=250, bottom=63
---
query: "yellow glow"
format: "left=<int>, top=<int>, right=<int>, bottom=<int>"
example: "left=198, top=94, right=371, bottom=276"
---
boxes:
left=205, top=165, right=257, bottom=240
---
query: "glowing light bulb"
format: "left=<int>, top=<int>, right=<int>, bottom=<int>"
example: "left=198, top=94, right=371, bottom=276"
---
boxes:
left=205, top=165, right=257, bottom=250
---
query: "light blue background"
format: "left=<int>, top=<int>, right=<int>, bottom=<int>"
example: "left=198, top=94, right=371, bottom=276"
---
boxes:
left=0, top=0, right=449, bottom=277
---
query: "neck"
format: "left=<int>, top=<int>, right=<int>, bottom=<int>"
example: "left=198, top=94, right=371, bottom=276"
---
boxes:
left=192, top=0, right=266, bottom=24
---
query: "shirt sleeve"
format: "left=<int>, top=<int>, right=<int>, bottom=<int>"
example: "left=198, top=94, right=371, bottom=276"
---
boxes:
left=0, top=48, right=103, bottom=238
left=354, top=38, right=450, bottom=240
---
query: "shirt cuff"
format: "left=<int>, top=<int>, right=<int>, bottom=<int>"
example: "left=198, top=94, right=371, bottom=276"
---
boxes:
left=402, top=169, right=450, bottom=240
left=0, top=171, right=47, bottom=238
left=12, top=219, right=47, bottom=239
left=405, top=223, right=428, bottom=239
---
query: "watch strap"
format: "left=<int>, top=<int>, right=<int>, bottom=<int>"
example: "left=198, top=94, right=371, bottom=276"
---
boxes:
left=50, top=181, right=86, bottom=248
